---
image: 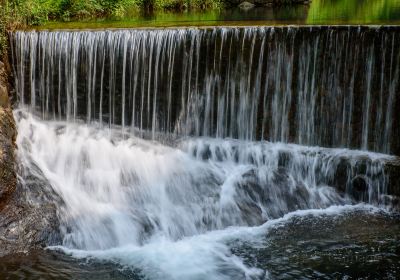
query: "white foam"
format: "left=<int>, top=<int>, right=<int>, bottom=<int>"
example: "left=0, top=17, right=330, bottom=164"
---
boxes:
left=15, top=110, right=391, bottom=279
left=50, top=204, right=382, bottom=280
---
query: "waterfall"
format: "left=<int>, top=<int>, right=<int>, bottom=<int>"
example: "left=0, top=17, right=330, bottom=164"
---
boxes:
left=9, top=26, right=400, bottom=279
left=11, top=26, right=400, bottom=155
left=15, top=108, right=396, bottom=279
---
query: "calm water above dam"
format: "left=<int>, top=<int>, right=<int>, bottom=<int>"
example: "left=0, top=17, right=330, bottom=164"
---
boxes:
left=37, top=0, right=400, bottom=29
left=3, top=1, right=400, bottom=279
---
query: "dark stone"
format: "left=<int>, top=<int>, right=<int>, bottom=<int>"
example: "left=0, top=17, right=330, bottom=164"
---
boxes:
left=352, top=176, right=368, bottom=192
left=351, top=175, right=368, bottom=201
left=385, top=159, right=400, bottom=198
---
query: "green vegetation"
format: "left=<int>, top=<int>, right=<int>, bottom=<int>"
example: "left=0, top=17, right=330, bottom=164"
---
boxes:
left=3, top=0, right=222, bottom=25
left=0, top=1, right=15, bottom=57
left=0, top=0, right=223, bottom=56
left=307, top=0, right=400, bottom=24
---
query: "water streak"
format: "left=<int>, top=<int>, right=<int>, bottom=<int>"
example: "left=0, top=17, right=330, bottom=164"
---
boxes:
left=11, top=26, right=400, bottom=154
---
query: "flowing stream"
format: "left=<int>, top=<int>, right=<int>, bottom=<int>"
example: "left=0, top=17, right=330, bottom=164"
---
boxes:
left=7, top=26, right=400, bottom=279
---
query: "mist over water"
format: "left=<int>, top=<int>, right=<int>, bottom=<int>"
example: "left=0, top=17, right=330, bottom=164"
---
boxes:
left=9, top=26, right=400, bottom=279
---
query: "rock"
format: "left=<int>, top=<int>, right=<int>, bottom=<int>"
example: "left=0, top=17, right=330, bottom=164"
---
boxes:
left=385, top=158, right=400, bottom=198
left=239, top=1, right=255, bottom=10
left=0, top=84, right=8, bottom=107
left=0, top=163, right=62, bottom=256
left=0, top=59, right=9, bottom=108
left=0, top=59, right=15, bottom=206
left=0, top=60, right=62, bottom=257
left=0, top=108, right=16, bottom=205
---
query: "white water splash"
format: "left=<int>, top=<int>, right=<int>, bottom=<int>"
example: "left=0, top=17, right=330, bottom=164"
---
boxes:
left=15, top=109, right=395, bottom=279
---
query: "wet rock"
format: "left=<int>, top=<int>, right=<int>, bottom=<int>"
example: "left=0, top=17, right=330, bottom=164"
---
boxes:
left=385, top=159, right=400, bottom=198
left=351, top=175, right=369, bottom=201
left=0, top=108, right=16, bottom=204
left=0, top=163, right=62, bottom=257
left=0, top=60, right=62, bottom=257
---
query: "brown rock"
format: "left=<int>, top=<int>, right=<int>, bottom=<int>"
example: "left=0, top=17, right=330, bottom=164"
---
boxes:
left=0, top=84, right=8, bottom=107
left=0, top=100, right=16, bottom=208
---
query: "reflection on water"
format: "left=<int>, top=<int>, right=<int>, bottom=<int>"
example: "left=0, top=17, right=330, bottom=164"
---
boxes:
left=38, top=0, right=400, bottom=29
left=308, top=0, right=400, bottom=24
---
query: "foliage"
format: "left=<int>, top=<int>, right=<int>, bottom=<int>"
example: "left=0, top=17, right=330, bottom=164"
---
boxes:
left=5, top=0, right=222, bottom=23
left=0, top=0, right=221, bottom=56
left=307, top=0, right=400, bottom=24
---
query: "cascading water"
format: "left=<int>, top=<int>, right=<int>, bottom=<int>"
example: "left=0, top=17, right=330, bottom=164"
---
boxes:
left=15, top=109, right=397, bottom=279
left=11, top=26, right=400, bottom=154
left=9, top=26, right=400, bottom=279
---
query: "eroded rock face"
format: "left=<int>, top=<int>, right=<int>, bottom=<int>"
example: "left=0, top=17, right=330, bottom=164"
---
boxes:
left=0, top=60, right=16, bottom=207
left=0, top=60, right=61, bottom=256
left=0, top=108, right=16, bottom=206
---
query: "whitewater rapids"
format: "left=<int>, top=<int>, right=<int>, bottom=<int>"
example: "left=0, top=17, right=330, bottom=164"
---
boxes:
left=15, top=109, right=396, bottom=279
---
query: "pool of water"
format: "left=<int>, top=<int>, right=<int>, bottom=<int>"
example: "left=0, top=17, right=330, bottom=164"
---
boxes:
left=1, top=207, right=399, bottom=279
left=35, top=0, right=400, bottom=30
